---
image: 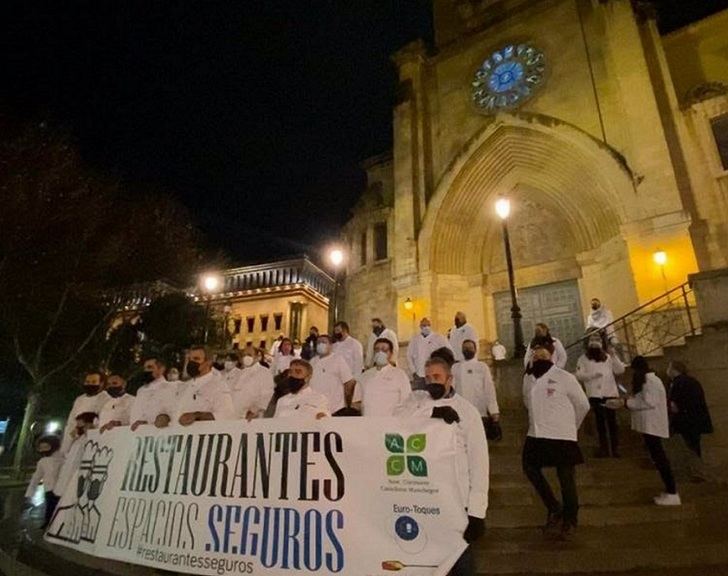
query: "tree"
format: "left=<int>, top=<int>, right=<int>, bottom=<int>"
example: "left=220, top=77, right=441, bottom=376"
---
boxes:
left=0, top=118, right=208, bottom=473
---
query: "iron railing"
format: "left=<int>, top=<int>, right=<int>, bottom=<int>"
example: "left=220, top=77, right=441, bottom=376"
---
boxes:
left=565, top=282, right=700, bottom=362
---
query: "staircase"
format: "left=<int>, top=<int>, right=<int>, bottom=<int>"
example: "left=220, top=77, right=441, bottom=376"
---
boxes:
left=473, top=407, right=728, bottom=575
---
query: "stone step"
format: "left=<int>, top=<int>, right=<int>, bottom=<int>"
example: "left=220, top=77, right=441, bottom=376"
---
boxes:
left=490, top=464, right=665, bottom=488
left=489, top=484, right=659, bottom=507
left=490, top=454, right=653, bottom=475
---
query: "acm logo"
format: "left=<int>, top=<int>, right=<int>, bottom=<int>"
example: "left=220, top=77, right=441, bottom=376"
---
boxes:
left=385, top=433, right=428, bottom=477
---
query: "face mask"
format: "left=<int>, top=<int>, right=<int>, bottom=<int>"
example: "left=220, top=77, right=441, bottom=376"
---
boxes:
left=587, top=341, right=602, bottom=350
left=141, top=371, right=155, bottom=384
left=187, top=361, right=201, bottom=378
left=84, top=385, right=100, bottom=396
left=531, top=359, right=553, bottom=378
left=106, top=387, right=125, bottom=398
left=224, top=361, right=237, bottom=372
left=420, top=326, right=431, bottom=337
left=373, top=351, right=389, bottom=367
left=462, top=349, right=476, bottom=360
left=242, top=356, right=255, bottom=368
left=212, top=361, right=225, bottom=371
left=167, top=371, right=179, bottom=382
left=286, top=377, right=306, bottom=394
left=454, top=318, right=463, bottom=328
left=373, top=325, right=384, bottom=336
left=316, top=343, right=329, bottom=355
left=425, top=382, right=446, bottom=400
left=591, top=303, right=600, bottom=311
left=333, top=332, right=343, bottom=341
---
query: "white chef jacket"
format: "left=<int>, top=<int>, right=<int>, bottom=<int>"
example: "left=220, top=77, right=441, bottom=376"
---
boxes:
left=130, top=377, right=171, bottom=425
left=98, top=393, right=135, bottom=428
left=310, top=353, right=353, bottom=414
left=394, top=390, right=489, bottom=519
left=53, top=436, right=84, bottom=497
left=230, top=362, right=275, bottom=418
left=365, top=328, right=400, bottom=368
left=221, top=366, right=243, bottom=390
left=626, top=372, right=669, bottom=438
left=61, top=391, right=111, bottom=453
left=575, top=354, right=625, bottom=398
left=448, top=323, right=479, bottom=362
left=274, top=386, right=331, bottom=419
left=587, top=307, right=617, bottom=340
left=523, top=365, right=590, bottom=442
left=172, top=370, right=235, bottom=423
left=332, top=336, right=364, bottom=380
left=524, top=337, right=568, bottom=369
left=272, top=354, right=295, bottom=376
left=407, top=332, right=451, bottom=377
left=25, top=452, right=64, bottom=497
left=453, top=359, right=499, bottom=417
left=352, top=364, right=411, bottom=416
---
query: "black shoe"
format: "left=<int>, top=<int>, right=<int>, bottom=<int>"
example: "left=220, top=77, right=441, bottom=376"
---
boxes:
left=559, top=521, right=577, bottom=541
left=542, top=510, right=562, bottom=537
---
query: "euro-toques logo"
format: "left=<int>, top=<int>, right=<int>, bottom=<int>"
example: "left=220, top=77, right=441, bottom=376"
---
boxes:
left=385, top=433, right=427, bottom=477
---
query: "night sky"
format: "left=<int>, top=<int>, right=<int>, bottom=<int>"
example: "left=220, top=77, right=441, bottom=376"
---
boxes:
left=1, top=0, right=726, bottom=265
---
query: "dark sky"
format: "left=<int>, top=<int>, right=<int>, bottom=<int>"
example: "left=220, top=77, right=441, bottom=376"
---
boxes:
left=1, top=0, right=726, bottom=265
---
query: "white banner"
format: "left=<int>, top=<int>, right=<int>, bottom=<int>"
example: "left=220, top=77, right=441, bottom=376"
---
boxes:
left=45, top=418, right=468, bottom=575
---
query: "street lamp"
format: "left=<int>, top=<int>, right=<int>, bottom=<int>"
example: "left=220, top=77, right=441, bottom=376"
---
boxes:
left=201, top=273, right=221, bottom=344
left=495, top=196, right=526, bottom=359
left=328, top=248, right=345, bottom=330
left=653, top=249, right=668, bottom=293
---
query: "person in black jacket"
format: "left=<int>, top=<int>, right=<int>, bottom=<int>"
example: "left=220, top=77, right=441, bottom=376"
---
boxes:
left=667, top=361, right=713, bottom=458
left=301, top=326, right=319, bottom=360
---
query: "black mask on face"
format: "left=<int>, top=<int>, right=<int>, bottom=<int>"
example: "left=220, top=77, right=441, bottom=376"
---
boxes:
left=373, top=325, right=384, bottom=336
left=84, top=385, right=101, bottom=396
left=462, top=349, right=476, bottom=360
left=286, top=377, right=306, bottom=394
left=212, top=361, right=225, bottom=371
left=425, top=382, right=447, bottom=400
left=591, top=303, right=600, bottom=311
left=106, top=387, right=125, bottom=398
left=333, top=332, right=343, bottom=341
left=187, top=361, right=201, bottom=378
left=454, top=318, right=464, bottom=328
left=530, top=359, right=553, bottom=378
left=141, top=371, right=155, bottom=384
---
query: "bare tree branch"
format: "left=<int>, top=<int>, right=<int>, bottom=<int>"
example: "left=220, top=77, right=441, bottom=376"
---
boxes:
left=33, top=283, right=71, bottom=372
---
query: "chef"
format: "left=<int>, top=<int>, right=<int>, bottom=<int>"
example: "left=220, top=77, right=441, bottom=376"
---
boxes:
left=332, top=321, right=363, bottom=380
left=221, top=352, right=244, bottom=389
left=98, top=374, right=135, bottom=432
left=274, top=359, right=330, bottom=419
left=311, top=334, right=356, bottom=415
left=364, top=318, right=399, bottom=368
left=130, top=356, right=171, bottom=431
left=230, top=345, right=275, bottom=420
left=448, top=312, right=479, bottom=363
left=524, top=323, right=568, bottom=369
left=407, top=317, right=451, bottom=390
left=60, top=371, right=110, bottom=453
left=164, top=345, right=234, bottom=426
left=453, top=339, right=500, bottom=431
left=352, top=338, right=411, bottom=416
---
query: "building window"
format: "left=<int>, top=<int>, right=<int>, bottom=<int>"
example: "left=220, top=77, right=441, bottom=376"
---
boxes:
left=274, top=313, right=283, bottom=331
left=360, top=231, right=367, bottom=266
left=260, top=314, right=269, bottom=332
left=232, top=342, right=240, bottom=350
left=246, top=317, right=255, bottom=333
left=711, top=114, right=728, bottom=170
left=233, top=318, right=242, bottom=335
left=374, top=222, right=388, bottom=261
left=259, top=339, right=267, bottom=351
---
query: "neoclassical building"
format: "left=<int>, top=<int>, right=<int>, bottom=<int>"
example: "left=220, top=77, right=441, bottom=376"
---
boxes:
left=343, top=0, right=728, bottom=353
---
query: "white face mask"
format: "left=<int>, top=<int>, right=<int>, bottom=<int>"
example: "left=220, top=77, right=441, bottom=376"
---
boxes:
left=316, top=342, right=329, bottom=356
left=224, top=360, right=237, bottom=372
left=242, top=356, right=255, bottom=368
left=420, top=326, right=432, bottom=337
left=167, top=371, right=179, bottom=382
left=373, top=351, right=389, bottom=367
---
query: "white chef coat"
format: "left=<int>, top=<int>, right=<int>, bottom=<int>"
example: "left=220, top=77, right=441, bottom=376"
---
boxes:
left=274, top=386, right=331, bottom=419
left=172, top=370, right=235, bottom=423
left=61, top=391, right=111, bottom=453
left=626, top=372, right=669, bottom=438
left=332, top=335, right=364, bottom=379
left=523, top=365, right=590, bottom=442
left=229, top=362, right=275, bottom=418
left=352, top=364, right=411, bottom=416
left=272, top=354, right=295, bottom=376
left=453, top=359, right=499, bottom=417
left=221, top=366, right=243, bottom=390
left=53, top=436, right=84, bottom=497
left=448, top=323, right=479, bottom=362
left=310, top=353, right=353, bottom=414
left=587, top=306, right=617, bottom=340
left=524, top=337, right=568, bottom=369
left=394, top=390, right=489, bottom=518
left=98, top=393, right=135, bottom=428
left=575, top=354, right=625, bottom=398
left=130, top=377, right=171, bottom=425
left=25, top=452, right=64, bottom=497
left=365, top=328, right=400, bottom=368
left=407, top=331, right=451, bottom=377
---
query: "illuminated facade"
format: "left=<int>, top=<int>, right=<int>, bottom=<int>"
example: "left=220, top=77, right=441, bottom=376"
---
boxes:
left=343, top=1, right=728, bottom=353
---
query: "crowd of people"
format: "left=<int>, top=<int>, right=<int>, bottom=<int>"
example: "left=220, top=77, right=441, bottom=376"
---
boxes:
left=24, top=305, right=714, bottom=576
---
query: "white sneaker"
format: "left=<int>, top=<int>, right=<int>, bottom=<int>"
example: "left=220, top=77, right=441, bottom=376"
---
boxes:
left=654, top=493, right=681, bottom=506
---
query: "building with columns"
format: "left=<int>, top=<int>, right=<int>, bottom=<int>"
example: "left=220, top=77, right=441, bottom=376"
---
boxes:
left=343, top=0, right=728, bottom=355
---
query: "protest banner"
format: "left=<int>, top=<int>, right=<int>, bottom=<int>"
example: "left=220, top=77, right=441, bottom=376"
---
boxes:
left=46, top=417, right=468, bottom=575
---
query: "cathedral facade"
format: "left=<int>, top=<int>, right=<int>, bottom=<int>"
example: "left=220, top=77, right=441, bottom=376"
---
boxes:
left=342, top=0, right=728, bottom=353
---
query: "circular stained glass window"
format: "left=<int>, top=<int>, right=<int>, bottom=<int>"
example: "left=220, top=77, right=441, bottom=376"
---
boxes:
left=472, top=44, right=546, bottom=113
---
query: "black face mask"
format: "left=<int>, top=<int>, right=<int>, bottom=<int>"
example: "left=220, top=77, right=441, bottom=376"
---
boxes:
left=530, top=359, right=553, bottom=378
left=286, top=377, right=306, bottom=394
left=373, top=326, right=384, bottom=336
left=187, top=361, right=201, bottom=378
left=333, top=332, right=343, bottom=341
left=454, top=319, right=463, bottom=328
left=462, top=349, right=476, bottom=360
left=425, top=382, right=446, bottom=400
left=591, top=303, right=600, bottom=311
left=106, top=387, right=125, bottom=398
left=84, top=385, right=101, bottom=396
left=141, top=371, right=155, bottom=384
left=212, top=361, right=225, bottom=371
